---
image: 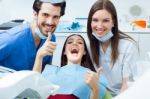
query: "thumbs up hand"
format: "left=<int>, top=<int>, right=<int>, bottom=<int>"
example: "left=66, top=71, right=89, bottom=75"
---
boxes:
left=85, top=67, right=102, bottom=93
left=36, top=32, right=57, bottom=59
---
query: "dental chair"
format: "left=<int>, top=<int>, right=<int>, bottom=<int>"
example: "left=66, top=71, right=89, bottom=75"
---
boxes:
left=114, top=68, right=150, bottom=99
left=0, top=70, right=59, bottom=99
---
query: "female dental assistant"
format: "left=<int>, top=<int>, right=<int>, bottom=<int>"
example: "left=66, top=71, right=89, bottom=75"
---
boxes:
left=87, top=0, right=138, bottom=96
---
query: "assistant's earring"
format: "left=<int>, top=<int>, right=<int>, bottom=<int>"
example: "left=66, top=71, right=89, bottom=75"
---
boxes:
left=112, top=24, right=114, bottom=27
left=83, top=51, right=86, bottom=55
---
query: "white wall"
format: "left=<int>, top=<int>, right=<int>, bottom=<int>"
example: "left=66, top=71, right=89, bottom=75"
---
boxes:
left=0, top=0, right=34, bottom=24
left=65, top=0, right=150, bottom=22
left=0, top=0, right=150, bottom=23
left=0, top=0, right=96, bottom=23
left=0, top=0, right=150, bottom=24
left=62, top=0, right=96, bottom=20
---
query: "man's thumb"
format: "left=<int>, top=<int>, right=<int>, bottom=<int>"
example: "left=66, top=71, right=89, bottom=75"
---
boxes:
left=46, top=32, right=52, bottom=41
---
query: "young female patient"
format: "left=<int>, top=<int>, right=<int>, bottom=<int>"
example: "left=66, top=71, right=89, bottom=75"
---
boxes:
left=33, top=34, right=111, bottom=99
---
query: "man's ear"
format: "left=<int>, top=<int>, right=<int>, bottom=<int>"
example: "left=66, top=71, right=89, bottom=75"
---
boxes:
left=33, top=11, right=38, bottom=20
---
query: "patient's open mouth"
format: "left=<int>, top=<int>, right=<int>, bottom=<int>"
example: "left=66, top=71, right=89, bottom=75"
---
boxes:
left=71, top=49, right=78, bottom=54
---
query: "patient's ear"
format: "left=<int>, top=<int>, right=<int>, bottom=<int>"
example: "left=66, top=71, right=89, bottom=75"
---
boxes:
left=64, top=52, right=66, bottom=55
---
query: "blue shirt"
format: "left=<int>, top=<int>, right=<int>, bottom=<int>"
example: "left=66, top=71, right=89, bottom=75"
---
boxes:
left=42, top=64, right=107, bottom=99
left=0, top=24, right=56, bottom=71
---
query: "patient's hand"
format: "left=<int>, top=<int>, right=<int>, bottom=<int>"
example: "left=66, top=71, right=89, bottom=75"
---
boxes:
left=85, top=67, right=102, bottom=99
